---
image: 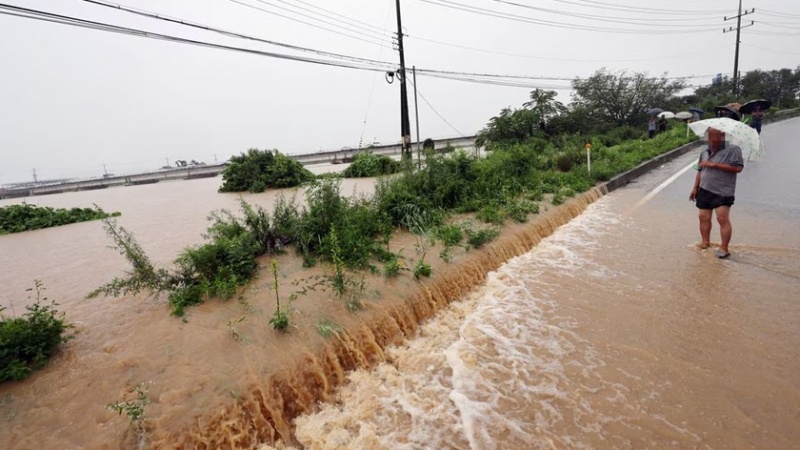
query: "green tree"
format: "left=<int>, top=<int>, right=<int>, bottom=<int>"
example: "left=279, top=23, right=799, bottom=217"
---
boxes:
left=523, top=89, right=568, bottom=122
left=571, top=69, right=686, bottom=130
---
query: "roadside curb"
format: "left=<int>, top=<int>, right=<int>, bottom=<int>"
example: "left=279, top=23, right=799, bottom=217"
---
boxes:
left=604, top=140, right=702, bottom=193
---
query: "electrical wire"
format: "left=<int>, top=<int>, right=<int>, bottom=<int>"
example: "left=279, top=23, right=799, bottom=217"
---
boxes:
left=741, top=42, right=800, bottom=56
left=760, top=8, right=800, bottom=20
left=755, top=21, right=800, bottom=31
left=418, top=0, right=719, bottom=34
left=407, top=34, right=730, bottom=63
left=552, top=0, right=730, bottom=15
left=0, top=4, right=740, bottom=92
left=407, top=77, right=465, bottom=136
left=245, top=0, right=392, bottom=41
left=414, top=67, right=720, bottom=82
left=224, top=0, right=392, bottom=47
left=79, top=0, right=397, bottom=69
left=489, top=0, right=723, bottom=26
left=0, top=4, right=392, bottom=72
left=287, top=0, right=389, bottom=33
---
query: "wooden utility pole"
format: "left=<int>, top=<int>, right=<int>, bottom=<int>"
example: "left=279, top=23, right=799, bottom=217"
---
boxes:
left=723, top=0, right=755, bottom=96
left=395, top=0, right=411, bottom=160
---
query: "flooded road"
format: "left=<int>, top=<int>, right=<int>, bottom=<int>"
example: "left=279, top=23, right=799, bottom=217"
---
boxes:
left=0, top=119, right=798, bottom=449
left=290, top=118, right=800, bottom=449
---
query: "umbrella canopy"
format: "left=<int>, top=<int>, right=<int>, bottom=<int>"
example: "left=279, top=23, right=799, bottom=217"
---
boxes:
left=739, top=99, right=772, bottom=115
left=689, top=118, right=765, bottom=162
left=658, top=111, right=676, bottom=119
left=647, top=107, right=664, bottom=116
left=688, top=107, right=705, bottom=115
left=675, top=111, right=693, bottom=120
left=714, top=105, right=740, bottom=121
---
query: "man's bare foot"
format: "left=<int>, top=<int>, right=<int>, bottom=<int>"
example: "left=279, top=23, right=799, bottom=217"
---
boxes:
left=699, top=242, right=711, bottom=250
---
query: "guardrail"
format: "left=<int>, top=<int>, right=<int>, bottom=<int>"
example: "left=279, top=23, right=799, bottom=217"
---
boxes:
left=2, top=136, right=480, bottom=199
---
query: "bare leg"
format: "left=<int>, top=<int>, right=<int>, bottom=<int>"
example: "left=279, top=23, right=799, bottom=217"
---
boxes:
left=698, top=209, right=712, bottom=249
left=716, top=206, right=732, bottom=253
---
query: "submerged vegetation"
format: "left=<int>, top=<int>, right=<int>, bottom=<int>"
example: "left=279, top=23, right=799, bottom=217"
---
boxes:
left=92, top=71, right=702, bottom=320
left=342, top=152, right=400, bottom=178
left=90, top=126, right=689, bottom=318
left=0, top=203, right=119, bottom=235
left=219, top=148, right=314, bottom=193
left=1, top=281, right=71, bottom=383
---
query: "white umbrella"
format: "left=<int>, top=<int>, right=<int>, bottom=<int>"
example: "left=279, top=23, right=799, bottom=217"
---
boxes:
left=688, top=118, right=765, bottom=162
left=658, top=111, right=676, bottom=119
left=675, top=111, right=693, bottom=120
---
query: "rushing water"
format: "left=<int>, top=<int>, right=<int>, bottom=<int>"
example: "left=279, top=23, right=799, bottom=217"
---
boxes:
left=288, top=119, right=800, bottom=449
left=1, top=119, right=799, bottom=449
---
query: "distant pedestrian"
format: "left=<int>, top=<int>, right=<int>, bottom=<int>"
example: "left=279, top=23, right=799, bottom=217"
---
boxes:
left=648, top=116, right=657, bottom=139
left=658, top=116, right=668, bottom=134
left=750, top=105, right=764, bottom=134
left=689, top=127, right=744, bottom=259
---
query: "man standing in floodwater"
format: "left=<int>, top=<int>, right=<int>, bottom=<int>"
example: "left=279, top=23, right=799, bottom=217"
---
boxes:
left=689, top=127, right=744, bottom=259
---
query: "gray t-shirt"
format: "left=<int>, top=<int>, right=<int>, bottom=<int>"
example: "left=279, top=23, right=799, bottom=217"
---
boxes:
left=697, top=144, right=744, bottom=197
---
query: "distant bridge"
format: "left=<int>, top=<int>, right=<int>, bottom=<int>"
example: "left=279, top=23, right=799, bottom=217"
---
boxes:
left=0, top=135, right=479, bottom=199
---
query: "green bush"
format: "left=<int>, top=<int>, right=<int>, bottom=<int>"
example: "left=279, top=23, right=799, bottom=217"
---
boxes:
left=0, top=203, right=119, bottom=235
left=219, top=149, right=314, bottom=193
left=413, top=260, right=432, bottom=279
left=342, top=153, right=400, bottom=178
left=506, top=199, right=539, bottom=223
left=462, top=223, right=500, bottom=249
left=435, top=224, right=464, bottom=247
left=383, top=255, right=404, bottom=278
left=1, top=281, right=71, bottom=382
left=476, top=205, right=506, bottom=225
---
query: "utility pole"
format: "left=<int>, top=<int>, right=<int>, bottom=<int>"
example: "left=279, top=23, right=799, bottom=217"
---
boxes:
left=102, top=163, right=109, bottom=176
left=412, top=66, right=421, bottom=168
left=723, top=0, right=755, bottom=96
left=395, top=0, right=411, bottom=161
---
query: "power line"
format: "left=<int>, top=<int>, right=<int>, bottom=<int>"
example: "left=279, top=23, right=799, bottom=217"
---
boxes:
left=408, top=34, right=730, bottom=63
left=287, top=0, right=389, bottom=32
left=418, top=0, right=719, bottom=34
left=79, top=0, right=396, bottom=69
left=756, top=21, right=800, bottom=31
left=549, top=0, right=730, bottom=15
left=741, top=42, right=800, bottom=56
left=245, top=0, right=391, bottom=41
left=0, top=4, right=739, bottom=92
left=759, top=8, right=800, bottom=20
left=414, top=67, right=721, bottom=82
left=489, top=0, right=723, bottom=26
left=0, top=4, right=391, bottom=72
left=224, top=0, right=392, bottom=47
left=407, top=77, right=465, bottom=136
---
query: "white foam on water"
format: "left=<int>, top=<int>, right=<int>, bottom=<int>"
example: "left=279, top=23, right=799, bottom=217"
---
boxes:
left=292, top=198, right=694, bottom=450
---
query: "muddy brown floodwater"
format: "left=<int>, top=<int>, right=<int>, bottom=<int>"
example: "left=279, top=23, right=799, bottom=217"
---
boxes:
left=2, top=119, right=799, bottom=449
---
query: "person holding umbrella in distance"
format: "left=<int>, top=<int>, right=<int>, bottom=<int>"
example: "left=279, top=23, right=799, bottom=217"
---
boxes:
left=689, top=126, right=744, bottom=259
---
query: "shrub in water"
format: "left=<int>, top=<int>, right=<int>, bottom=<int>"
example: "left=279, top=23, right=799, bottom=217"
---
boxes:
left=342, top=153, right=400, bottom=178
left=1, top=281, right=71, bottom=382
left=0, top=203, right=119, bottom=235
left=219, top=149, right=314, bottom=193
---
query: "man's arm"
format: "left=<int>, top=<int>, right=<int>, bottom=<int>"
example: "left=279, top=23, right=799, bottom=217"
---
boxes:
left=698, top=160, right=743, bottom=173
left=690, top=171, right=701, bottom=201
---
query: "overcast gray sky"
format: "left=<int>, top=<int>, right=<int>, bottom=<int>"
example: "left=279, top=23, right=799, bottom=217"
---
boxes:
left=1, top=0, right=798, bottom=183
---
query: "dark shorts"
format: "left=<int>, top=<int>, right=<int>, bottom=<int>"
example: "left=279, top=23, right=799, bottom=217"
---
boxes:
left=695, top=187, right=734, bottom=210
